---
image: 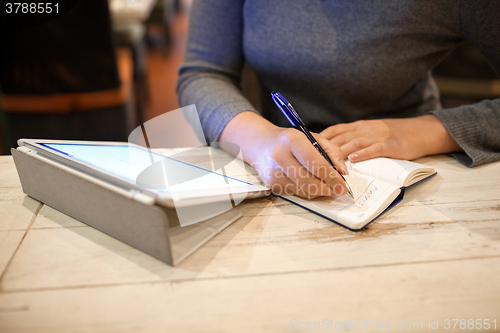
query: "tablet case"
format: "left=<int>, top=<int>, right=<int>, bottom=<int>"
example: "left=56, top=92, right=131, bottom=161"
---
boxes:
left=11, top=147, right=242, bottom=266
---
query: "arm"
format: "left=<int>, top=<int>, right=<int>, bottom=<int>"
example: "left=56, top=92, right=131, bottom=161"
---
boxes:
left=321, top=0, right=500, bottom=167
left=432, top=0, right=500, bottom=166
left=321, top=115, right=462, bottom=163
left=177, top=0, right=348, bottom=198
left=176, top=0, right=254, bottom=143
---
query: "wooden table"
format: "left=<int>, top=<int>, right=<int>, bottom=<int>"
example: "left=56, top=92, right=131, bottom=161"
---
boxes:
left=1, top=151, right=499, bottom=332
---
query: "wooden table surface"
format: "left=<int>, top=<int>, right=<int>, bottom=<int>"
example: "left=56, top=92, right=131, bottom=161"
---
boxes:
left=1, top=151, right=500, bottom=333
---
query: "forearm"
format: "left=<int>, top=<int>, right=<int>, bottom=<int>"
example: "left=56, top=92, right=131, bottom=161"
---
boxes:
left=413, top=114, right=461, bottom=156
left=453, top=1, right=500, bottom=166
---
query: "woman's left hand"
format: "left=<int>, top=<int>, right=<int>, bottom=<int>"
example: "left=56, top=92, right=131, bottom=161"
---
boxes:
left=320, top=114, right=462, bottom=162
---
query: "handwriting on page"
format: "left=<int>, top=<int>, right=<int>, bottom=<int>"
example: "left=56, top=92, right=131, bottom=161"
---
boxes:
left=355, top=185, right=379, bottom=210
left=284, top=170, right=400, bottom=227
left=312, top=173, right=381, bottom=215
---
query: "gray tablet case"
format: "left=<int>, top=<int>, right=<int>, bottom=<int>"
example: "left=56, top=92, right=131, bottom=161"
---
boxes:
left=11, top=147, right=242, bottom=266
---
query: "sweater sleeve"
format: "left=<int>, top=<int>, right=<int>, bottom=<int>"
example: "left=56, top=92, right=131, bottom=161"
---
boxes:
left=432, top=0, right=500, bottom=167
left=176, top=0, right=258, bottom=143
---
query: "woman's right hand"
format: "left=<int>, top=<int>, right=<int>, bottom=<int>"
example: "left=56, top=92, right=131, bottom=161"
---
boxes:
left=219, top=111, right=348, bottom=199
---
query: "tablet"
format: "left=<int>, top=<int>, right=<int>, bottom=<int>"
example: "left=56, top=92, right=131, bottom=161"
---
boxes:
left=18, top=139, right=270, bottom=208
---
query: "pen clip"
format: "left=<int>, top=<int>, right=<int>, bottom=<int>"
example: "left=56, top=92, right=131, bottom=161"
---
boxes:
left=271, top=91, right=305, bottom=128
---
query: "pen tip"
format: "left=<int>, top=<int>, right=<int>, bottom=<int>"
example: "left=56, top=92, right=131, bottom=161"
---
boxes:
left=346, top=185, right=355, bottom=199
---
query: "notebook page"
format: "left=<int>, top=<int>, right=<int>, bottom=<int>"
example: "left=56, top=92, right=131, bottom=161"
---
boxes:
left=280, top=172, right=401, bottom=230
left=347, top=158, right=434, bottom=187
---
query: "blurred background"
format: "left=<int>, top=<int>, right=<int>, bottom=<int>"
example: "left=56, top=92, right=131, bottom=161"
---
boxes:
left=0, top=0, right=198, bottom=153
left=0, top=0, right=498, bottom=155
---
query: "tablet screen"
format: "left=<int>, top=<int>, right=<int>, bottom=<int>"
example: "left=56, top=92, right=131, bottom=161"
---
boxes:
left=40, top=143, right=252, bottom=193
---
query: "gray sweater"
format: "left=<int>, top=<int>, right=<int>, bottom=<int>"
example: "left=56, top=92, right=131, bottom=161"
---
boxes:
left=177, top=0, right=500, bottom=167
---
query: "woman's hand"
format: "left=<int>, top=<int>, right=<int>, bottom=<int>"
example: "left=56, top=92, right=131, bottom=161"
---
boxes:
left=219, top=112, right=349, bottom=199
left=320, top=115, right=462, bottom=162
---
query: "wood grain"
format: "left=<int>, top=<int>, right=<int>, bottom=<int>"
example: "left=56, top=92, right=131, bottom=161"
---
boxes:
left=0, top=152, right=499, bottom=332
left=1, top=258, right=499, bottom=333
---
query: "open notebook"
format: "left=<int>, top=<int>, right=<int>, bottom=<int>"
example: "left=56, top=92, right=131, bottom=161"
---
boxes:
left=279, top=158, right=436, bottom=231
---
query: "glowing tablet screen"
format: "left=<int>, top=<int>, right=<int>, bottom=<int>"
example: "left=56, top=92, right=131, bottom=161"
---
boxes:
left=41, top=143, right=251, bottom=193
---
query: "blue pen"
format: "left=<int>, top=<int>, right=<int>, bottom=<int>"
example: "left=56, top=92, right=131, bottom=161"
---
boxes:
left=271, top=91, right=354, bottom=199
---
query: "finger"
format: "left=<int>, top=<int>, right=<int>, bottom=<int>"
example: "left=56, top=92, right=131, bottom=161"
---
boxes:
left=320, top=122, right=357, bottom=139
left=338, top=137, right=374, bottom=159
left=315, top=134, right=349, bottom=174
left=266, top=168, right=338, bottom=199
left=280, top=180, right=336, bottom=199
left=265, top=174, right=297, bottom=196
left=348, top=142, right=387, bottom=162
left=327, top=131, right=361, bottom=148
left=289, top=137, right=347, bottom=195
left=279, top=155, right=340, bottom=197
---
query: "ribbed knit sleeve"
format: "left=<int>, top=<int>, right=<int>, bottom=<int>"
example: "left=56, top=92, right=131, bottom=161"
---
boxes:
left=176, top=0, right=257, bottom=143
left=432, top=99, right=500, bottom=166
left=432, top=0, right=500, bottom=167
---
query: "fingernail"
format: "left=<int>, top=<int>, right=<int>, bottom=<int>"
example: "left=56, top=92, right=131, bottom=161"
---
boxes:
left=348, top=153, right=358, bottom=162
left=340, top=162, right=349, bottom=175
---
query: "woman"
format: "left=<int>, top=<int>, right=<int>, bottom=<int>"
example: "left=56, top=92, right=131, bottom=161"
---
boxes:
left=177, top=0, right=500, bottom=198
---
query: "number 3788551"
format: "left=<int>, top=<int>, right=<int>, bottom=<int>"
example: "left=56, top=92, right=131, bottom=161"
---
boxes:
left=5, top=3, right=59, bottom=14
